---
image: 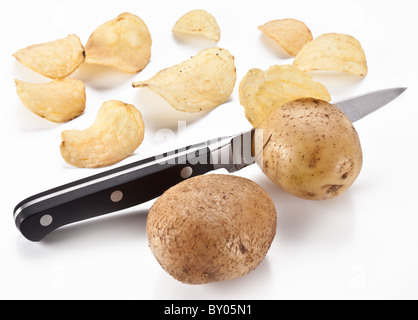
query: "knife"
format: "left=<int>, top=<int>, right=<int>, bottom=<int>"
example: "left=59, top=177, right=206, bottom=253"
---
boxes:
left=14, top=88, right=406, bottom=242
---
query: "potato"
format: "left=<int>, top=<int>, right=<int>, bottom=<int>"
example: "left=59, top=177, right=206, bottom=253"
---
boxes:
left=85, top=12, right=152, bottom=73
left=13, top=34, right=85, bottom=79
left=133, top=47, right=236, bottom=112
left=60, top=100, right=145, bottom=168
left=293, top=33, right=368, bottom=76
left=239, top=65, right=331, bottom=127
left=147, top=174, right=277, bottom=285
left=256, top=98, right=363, bottom=200
left=258, top=19, right=313, bottom=56
left=15, top=78, right=86, bottom=123
left=172, top=9, right=221, bottom=41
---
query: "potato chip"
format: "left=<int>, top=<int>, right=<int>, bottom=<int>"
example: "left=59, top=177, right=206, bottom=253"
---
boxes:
left=172, top=9, right=221, bottom=41
left=133, top=47, right=236, bottom=112
left=15, top=78, right=86, bottom=123
left=85, top=13, right=152, bottom=73
left=293, top=33, right=368, bottom=76
left=60, top=100, right=145, bottom=168
left=239, top=65, right=331, bottom=127
left=13, top=35, right=85, bottom=79
left=258, top=19, right=313, bottom=56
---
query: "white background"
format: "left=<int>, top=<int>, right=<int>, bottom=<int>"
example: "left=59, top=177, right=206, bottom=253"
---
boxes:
left=1, top=0, right=416, bottom=300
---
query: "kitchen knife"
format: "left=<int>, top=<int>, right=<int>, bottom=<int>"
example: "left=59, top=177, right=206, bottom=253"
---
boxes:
left=14, top=88, right=406, bottom=242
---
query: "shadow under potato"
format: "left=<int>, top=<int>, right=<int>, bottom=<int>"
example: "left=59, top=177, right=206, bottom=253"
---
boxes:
left=74, top=63, right=137, bottom=90
left=134, top=87, right=211, bottom=132
left=259, top=33, right=294, bottom=60
left=310, top=71, right=365, bottom=95
left=255, top=174, right=357, bottom=246
left=15, top=101, right=62, bottom=132
left=172, top=33, right=219, bottom=51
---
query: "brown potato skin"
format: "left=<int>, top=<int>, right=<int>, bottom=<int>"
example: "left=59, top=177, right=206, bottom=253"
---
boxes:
left=256, top=98, right=363, bottom=200
left=147, top=174, right=277, bottom=285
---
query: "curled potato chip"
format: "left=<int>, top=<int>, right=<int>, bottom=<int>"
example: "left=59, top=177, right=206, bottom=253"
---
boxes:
left=15, top=78, right=86, bottom=123
left=293, top=33, right=368, bottom=76
left=133, top=47, right=236, bottom=112
left=172, top=9, right=221, bottom=41
left=85, top=12, right=152, bottom=73
left=258, top=19, right=313, bottom=56
left=60, top=100, right=145, bottom=168
left=13, top=34, right=85, bottom=79
left=239, top=65, right=331, bottom=127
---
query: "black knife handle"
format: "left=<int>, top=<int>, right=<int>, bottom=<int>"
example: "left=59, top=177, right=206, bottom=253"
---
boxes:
left=14, top=144, right=215, bottom=242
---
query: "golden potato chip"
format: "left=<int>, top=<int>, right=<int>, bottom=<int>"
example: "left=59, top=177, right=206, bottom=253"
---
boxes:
left=60, top=100, right=145, bottom=168
left=13, top=34, right=85, bottom=79
left=293, top=33, right=368, bottom=76
left=239, top=65, right=331, bottom=127
left=258, top=19, right=313, bottom=56
left=172, top=9, right=221, bottom=41
left=15, top=78, right=86, bottom=123
left=133, top=47, right=236, bottom=112
left=85, top=12, right=152, bottom=73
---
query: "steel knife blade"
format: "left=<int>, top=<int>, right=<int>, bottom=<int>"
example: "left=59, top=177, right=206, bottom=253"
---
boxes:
left=13, top=87, right=406, bottom=241
left=334, top=87, right=407, bottom=123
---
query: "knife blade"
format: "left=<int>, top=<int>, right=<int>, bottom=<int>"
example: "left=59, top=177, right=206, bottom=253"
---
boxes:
left=14, top=87, right=406, bottom=242
left=334, top=87, right=407, bottom=122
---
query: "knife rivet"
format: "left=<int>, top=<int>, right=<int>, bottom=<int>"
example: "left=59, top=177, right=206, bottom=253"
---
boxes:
left=181, top=166, right=193, bottom=179
left=40, top=215, right=53, bottom=227
left=111, top=190, right=124, bottom=203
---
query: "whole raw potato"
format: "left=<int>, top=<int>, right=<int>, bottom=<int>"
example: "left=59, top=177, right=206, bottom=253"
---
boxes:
left=146, top=174, right=277, bottom=285
left=256, top=98, right=363, bottom=200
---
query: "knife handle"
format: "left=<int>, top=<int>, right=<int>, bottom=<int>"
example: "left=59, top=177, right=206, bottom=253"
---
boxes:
left=14, top=144, right=215, bottom=242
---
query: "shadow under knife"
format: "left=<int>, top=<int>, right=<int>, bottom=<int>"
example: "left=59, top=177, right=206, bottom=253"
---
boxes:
left=41, top=208, right=149, bottom=246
